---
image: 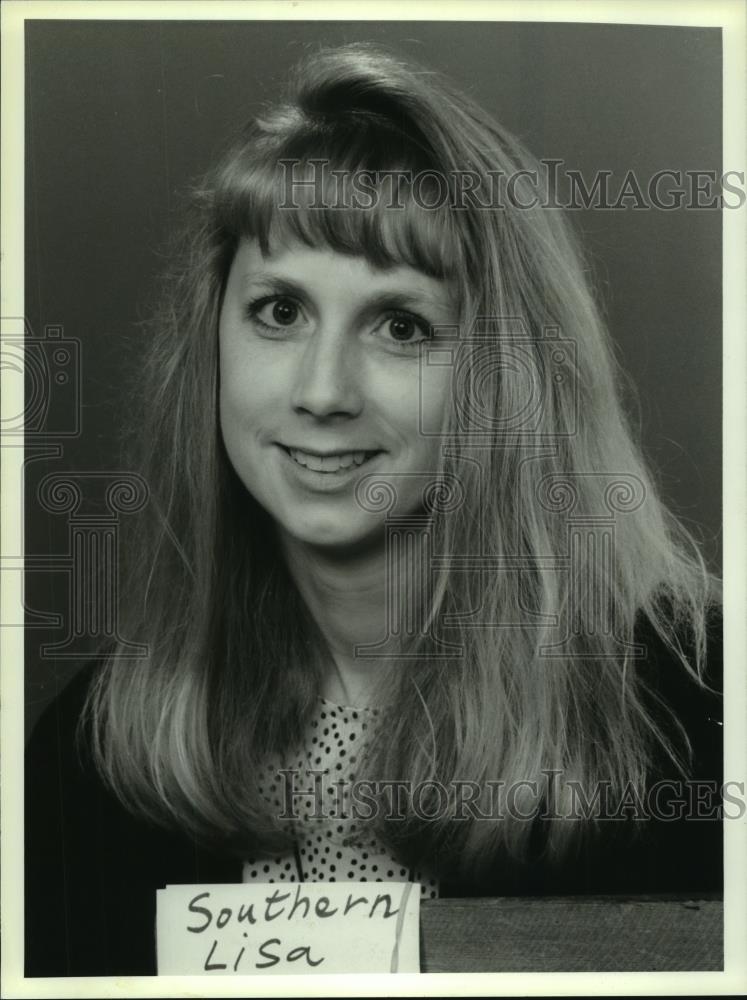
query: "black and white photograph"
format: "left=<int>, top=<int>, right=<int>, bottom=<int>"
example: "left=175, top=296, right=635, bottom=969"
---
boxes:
left=2, top=1, right=745, bottom=995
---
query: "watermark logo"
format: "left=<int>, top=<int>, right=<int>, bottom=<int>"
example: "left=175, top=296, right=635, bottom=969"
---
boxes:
left=277, top=159, right=746, bottom=212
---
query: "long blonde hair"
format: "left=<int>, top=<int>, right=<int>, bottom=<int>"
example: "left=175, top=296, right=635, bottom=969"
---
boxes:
left=87, top=43, right=718, bottom=882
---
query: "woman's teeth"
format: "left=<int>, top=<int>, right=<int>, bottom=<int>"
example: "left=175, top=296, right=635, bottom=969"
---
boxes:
left=288, top=448, right=374, bottom=473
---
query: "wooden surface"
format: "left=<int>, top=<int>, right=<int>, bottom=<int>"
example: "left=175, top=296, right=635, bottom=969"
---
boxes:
left=419, top=896, right=723, bottom=972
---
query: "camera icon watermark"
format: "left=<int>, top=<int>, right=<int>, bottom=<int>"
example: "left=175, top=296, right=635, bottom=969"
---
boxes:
left=1, top=317, right=81, bottom=438
left=419, top=318, right=577, bottom=443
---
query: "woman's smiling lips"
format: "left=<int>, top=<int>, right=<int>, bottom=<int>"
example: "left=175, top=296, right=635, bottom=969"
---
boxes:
left=277, top=443, right=383, bottom=477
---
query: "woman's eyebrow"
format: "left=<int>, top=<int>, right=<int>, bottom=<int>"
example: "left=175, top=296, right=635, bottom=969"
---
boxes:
left=355, top=289, right=454, bottom=317
left=241, top=273, right=307, bottom=298
left=243, top=273, right=454, bottom=316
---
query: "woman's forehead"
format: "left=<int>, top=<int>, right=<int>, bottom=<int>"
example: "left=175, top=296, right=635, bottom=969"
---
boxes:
left=231, top=236, right=459, bottom=314
left=222, top=154, right=463, bottom=282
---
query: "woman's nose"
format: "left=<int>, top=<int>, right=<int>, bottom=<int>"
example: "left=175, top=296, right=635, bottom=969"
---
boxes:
left=290, top=327, right=363, bottom=419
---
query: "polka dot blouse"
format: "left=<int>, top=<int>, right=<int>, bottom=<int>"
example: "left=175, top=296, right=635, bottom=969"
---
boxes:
left=242, top=698, right=439, bottom=900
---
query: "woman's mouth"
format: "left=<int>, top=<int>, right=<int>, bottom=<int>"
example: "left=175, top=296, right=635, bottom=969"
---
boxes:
left=282, top=446, right=381, bottom=474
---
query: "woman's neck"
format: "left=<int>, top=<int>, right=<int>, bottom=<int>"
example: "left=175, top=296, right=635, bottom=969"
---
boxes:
left=280, top=531, right=421, bottom=708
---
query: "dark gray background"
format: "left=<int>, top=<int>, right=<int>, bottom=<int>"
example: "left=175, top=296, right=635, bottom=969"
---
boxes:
left=24, top=20, right=723, bottom=735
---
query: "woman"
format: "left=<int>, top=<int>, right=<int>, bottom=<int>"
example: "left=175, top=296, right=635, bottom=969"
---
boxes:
left=26, top=43, right=722, bottom=976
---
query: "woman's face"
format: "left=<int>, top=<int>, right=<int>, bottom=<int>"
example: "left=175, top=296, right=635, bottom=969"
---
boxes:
left=218, top=237, right=457, bottom=551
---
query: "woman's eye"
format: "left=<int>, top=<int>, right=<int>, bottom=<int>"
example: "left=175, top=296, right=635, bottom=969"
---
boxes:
left=380, top=313, right=432, bottom=346
left=249, top=296, right=302, bottom=329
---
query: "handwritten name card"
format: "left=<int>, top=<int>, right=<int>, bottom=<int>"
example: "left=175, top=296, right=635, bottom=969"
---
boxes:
left=156, top=881, right=420, bottom=974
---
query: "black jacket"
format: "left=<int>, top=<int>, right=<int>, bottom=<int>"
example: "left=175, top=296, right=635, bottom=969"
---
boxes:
left=25, top=616, right=723, bottom=976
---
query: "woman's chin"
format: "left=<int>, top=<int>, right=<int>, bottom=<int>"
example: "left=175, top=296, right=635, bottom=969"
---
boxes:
left=281, top=516, right=387, bottom=558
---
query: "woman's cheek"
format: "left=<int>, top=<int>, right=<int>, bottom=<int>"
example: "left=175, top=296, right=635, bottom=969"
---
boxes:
left=417, top=363, right=452, bottom=439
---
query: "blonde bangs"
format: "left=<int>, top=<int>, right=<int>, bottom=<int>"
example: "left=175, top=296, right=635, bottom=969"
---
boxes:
left=212, top=111, right=464, bottom=280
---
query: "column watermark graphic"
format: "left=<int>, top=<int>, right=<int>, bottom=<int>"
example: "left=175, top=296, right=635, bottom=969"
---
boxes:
left=35, top=473, right=149, bottom=659
left=349, top=316, right=650, bottom=659
left=2, top=316, right=149, bottom=657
